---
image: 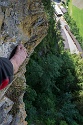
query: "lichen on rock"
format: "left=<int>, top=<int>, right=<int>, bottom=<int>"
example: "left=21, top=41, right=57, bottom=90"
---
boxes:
left=0, top=0, right=48, bottom=124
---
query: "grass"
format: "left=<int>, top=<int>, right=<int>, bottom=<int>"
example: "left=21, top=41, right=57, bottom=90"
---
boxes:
left=68, top=0, right=83, bottom=38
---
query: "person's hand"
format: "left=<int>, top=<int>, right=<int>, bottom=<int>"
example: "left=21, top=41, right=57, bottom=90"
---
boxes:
left=10, top=44, right=27, bottom=74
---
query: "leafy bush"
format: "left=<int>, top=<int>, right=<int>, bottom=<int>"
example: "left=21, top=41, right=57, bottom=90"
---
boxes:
left=24, top=0, right=83, bottom=125
left=60, top=120, right=68, bottom=125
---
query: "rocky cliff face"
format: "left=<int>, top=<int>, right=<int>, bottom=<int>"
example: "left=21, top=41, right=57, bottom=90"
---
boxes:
left=0, top=0, right=48, bottom=124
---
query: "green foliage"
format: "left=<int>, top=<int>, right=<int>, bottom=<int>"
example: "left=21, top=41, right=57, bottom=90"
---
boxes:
left=66, top=0, right=70, bottom=6
left=64, top=12, right=83, bottom=49
left=71, top=122, right=79, bottom=125
left=60, top=120, right=68, bottom=125
left=59, top=93, right=79, bottom=124
left=24, top=53, right=83, bottom=125
left=45, top=118, right=56, bottom=125
left=68, top=0, right=83, bottom=38
left=24, top=0, right=83, bottom=125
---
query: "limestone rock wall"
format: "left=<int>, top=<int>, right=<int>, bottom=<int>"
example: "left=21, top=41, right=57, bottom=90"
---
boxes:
left=0, top=0, right=48, bottom=124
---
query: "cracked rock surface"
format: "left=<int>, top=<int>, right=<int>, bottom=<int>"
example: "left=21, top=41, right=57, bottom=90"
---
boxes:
left=0, top=0, right=48, bottom=124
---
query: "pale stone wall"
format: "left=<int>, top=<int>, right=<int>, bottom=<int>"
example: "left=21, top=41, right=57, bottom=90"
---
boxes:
left=0, top=0, right=48, bottom=124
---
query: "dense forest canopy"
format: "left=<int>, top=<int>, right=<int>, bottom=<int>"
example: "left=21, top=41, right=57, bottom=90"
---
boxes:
left=24, top=0, right=83, bottom=125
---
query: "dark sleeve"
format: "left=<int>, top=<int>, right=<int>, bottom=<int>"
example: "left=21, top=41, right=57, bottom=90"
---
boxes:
left=0, top=57, right=13, bottom=90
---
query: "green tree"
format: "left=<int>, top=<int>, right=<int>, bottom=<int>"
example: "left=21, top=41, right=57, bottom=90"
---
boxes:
left=24, top=0, right=83, bottom=125
left=60, top=120, right=68, bottom=125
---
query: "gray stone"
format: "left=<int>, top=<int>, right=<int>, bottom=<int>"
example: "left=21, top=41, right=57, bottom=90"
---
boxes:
left=0, top=0, right=48, bottom=125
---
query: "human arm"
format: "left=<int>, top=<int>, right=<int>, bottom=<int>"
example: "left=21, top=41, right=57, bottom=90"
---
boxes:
left=0, top=57, right=13, bottom=90
left=0, top=44, right=27, bottom=90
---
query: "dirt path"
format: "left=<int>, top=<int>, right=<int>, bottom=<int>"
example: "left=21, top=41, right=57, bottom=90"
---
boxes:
left=60, top=18, right=79, bottom=54
left=72, top=0, right=83, bottom=9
